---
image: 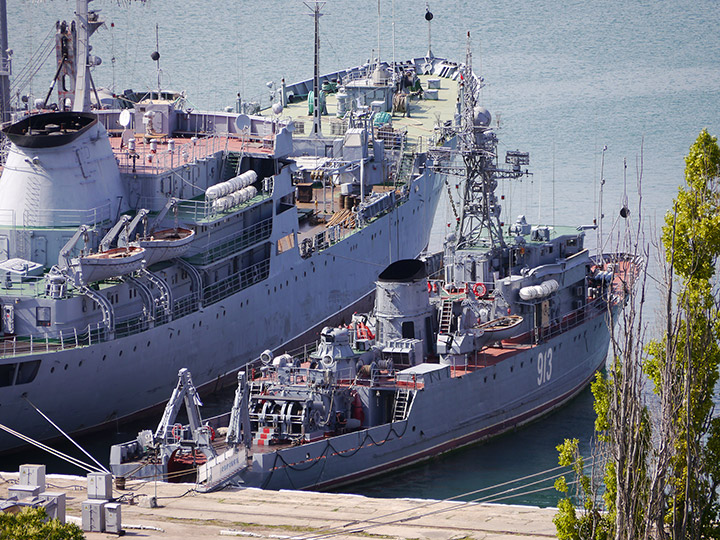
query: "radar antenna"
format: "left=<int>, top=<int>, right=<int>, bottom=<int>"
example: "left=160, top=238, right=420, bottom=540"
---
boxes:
left=451, top=32, right=530, bottom=252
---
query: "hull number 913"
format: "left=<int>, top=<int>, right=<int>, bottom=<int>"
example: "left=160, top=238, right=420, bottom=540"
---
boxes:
left=537, top=348, right=553, bottom=385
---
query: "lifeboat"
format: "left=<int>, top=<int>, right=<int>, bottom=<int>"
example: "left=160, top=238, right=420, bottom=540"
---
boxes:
left=75, top=246, right=146, bottom=284
left=473, top=314, right=524, bottom=345
left=136, top=227, right=195, bottom=266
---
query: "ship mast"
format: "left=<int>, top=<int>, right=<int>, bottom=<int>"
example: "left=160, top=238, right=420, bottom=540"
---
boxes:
left=0, top=0, right=10, bottom=123
left=453, top=32, right=529, bottom=252
left=305, top=1, right=325, bottom=138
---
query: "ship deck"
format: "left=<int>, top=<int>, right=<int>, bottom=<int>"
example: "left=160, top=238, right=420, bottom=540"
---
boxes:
left=281, top=74, right=459, bottom=143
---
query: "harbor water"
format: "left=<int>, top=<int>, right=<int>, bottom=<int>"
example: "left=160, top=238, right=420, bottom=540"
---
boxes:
left=4, top=0, right=720, bottom=506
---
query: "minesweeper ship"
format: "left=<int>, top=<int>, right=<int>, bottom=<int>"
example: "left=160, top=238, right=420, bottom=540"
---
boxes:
left=0, top=2, right=447, bottom=453
left=109, top=35, right=641, bottom=492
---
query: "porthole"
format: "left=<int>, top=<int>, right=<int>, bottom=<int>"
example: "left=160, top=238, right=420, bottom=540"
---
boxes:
left=133, top=345, right=137, bottom=352
left=147, top=341, right=151, bottom=347
left=119, top=350, right=123, bottom=357
left=102, top=354, right=107, bottom=361
left=493, top=373, right=496, bottom=380
left=484, top=376, right=487, bottom=383
left=79, top=360, right=83, bottom=367
left=510, top=366, right=514, bottom=372
left=50, top=367, right=55, bottom=374
left=412, top=426, right=416, bottom=432
left=64, top=364, right=68, bottom=370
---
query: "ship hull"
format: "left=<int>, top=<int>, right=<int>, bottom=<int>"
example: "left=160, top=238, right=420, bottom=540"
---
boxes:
left=239, top=309, right=610, bottom=490
left=0, top=167, right=442, bottom=454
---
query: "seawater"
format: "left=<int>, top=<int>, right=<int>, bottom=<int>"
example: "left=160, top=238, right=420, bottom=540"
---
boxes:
left=4, top=0, right=720, bottom=506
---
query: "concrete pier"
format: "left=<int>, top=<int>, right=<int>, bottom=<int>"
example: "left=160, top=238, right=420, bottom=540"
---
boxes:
left=0, top=472, right=557, bottom=539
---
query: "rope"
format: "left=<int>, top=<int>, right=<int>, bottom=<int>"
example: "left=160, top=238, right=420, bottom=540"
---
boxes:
left=23, top=396, right=110, bottom=474
left=0, top=423, right=101, bottom=474
left=289, top=455, right=601, bottom=540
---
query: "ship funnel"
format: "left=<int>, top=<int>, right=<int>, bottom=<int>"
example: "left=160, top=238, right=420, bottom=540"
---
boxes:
left=374, top=259, right=434, bottom=355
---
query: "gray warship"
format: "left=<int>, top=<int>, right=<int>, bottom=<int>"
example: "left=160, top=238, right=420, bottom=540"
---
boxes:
left=109, top=36, right=641, bottom=492
left=0, top=2, right=447, bottom=453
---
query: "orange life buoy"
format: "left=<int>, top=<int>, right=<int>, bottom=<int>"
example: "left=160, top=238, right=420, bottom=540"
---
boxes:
left=207, top=425, right=216, bottom=442
left=171, top=423, right=183, bottom=441
left=427, top=281, right=432, bottom=293
left=472, top=282, right=487, bottom=298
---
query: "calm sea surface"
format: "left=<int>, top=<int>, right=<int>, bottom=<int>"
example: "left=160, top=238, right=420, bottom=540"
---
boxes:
left=4, top=0, right=720, bottom=506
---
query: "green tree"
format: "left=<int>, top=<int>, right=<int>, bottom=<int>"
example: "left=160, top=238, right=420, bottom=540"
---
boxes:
left=0, top=507, right=84, bottom=540
left=554, top=129, right=720, bottom=539
left=645, top=128, right=720, bottom=539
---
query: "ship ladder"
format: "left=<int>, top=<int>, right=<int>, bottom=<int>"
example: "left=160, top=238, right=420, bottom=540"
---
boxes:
left=222, top=151, right=243, bottom=180
left=392, top=389, right=414, bottom=422
left=439, top=298, right=453, bottom=334
left=396, top=147, right=417, bottom=185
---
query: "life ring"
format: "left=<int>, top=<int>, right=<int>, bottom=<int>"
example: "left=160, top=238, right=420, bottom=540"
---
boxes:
left=206, top=425, right=216, bottom=442
left=472, top=282, right=487, bottom=298
left=171, top=423, right=183, bottom=441
left=427, top=282, right=433, bottom=293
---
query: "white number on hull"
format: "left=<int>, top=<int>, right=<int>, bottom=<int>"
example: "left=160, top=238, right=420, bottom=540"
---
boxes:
left=537, top=348, right=553, bottom=385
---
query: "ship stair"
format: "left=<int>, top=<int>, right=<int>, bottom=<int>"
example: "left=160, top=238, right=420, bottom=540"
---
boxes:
left=392, top=388, right=414, bottom=422
left=223, top=151, right=242, bottom=180
left=396, top=143, right=417, bottom=185
left=439, top=298, right=453, bottom=334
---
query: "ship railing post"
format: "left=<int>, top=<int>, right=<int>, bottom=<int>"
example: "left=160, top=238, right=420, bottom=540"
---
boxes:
left=45, top=336, right=49, bottom=352
left=12, top=336, right=15, bottom=356
left=88, top=324, right=92, bottom=346
left=60, top=330, right=64, bottom=350
left=74, top=327, right=78, bottom=348
left=29, top=333, right=33, bottom=353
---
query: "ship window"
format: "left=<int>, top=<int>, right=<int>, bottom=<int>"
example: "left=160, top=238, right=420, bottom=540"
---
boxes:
left=36, top=307, right=51, bottom=327
left=401, top=321, right=415, bottom=339
left=16, top=360, right=41, bottom=385
left=0, top=363, right=17, bottom=387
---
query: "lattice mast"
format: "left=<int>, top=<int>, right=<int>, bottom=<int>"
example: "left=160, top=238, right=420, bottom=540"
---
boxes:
left=455, top=32, right=528, bottom=252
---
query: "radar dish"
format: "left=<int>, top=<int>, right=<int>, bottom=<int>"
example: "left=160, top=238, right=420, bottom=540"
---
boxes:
left=119, top=109, right=132, bottom=128
left=235, top=114, right=251, bottom=133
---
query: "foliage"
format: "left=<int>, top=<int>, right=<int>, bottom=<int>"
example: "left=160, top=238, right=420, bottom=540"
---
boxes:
left=0, top=507, right=84, bottom=540
left=645, top=128, right=720, bottom=538
left=554, top=129, right=720, bottom=539
left=552, top=438, right=611, bottom=540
